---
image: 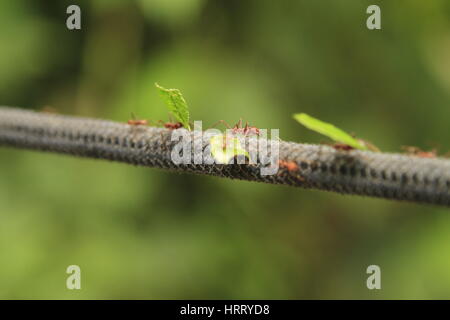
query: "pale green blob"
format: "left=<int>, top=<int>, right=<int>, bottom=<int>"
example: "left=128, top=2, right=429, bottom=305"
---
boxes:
left=210, top=135, right=250, bottom=164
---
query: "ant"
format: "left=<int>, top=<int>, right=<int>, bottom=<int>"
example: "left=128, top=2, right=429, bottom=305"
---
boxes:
left=402, top=146, right=437, bottom=158
left=41, top=106, right=58, bottom=114
left=127, top=113, right=148, bottom=126
left=278, top=160, right=299, bottom=172
left=350, top=134, right=380, bottom=152
left=321, top=141, right=354, bottom=151
left=278, top=160, right=305, bottom=181
left=211, top=119, right=260, bottom=136
left=331, top=143, right=354, bottom=151
left=155, top=114, right=187, bottom=130
left=127, top=112, right=185, bottom=129
left=325, top=139, right=380, bottom=152
left=357, top=138, right=380, bottom=152
left=156, top=120, right=184, bottom=130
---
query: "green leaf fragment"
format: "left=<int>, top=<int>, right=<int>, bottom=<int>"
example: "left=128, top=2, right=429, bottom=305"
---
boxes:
left=293, top=113, right=368, bottom=150
left=155, top=83, right=191, bottom=130
left=210, top=135, right=250, bottom=164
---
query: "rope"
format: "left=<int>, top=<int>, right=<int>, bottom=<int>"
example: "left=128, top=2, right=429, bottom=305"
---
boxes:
left=0, top=106, right=449, bottom=207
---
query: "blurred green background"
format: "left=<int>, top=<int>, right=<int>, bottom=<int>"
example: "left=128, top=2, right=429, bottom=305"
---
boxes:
left=0, top=0, right=449, bottom=299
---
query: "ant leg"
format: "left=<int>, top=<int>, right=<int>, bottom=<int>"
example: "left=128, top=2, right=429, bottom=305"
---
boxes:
left=208, top=120, right=231, bottom=130
left=221, top=120, right=231, bottom=129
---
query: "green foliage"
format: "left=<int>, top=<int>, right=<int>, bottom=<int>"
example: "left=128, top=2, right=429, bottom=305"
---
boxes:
left=210, top=135, right=250, bottom=164
left=293, top=113, right=368, bottom=150
left=155, top=83, right=191, bottom=130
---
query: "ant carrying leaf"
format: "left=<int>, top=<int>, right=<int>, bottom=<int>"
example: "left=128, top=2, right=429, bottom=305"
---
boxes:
left=155, top=83, right=191, bottom=130
left=293, top=113, right=379, bottom=152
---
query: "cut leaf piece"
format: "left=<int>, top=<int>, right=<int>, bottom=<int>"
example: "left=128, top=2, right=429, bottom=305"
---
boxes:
left=210, top=135, right=250, bottom=164
left=155, top=83, right=191, bottom=130
left=293, top=113, right=368, bottom=150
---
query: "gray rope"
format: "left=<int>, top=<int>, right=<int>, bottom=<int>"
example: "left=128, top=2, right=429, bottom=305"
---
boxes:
left=0, top=106, right=449, bottom=207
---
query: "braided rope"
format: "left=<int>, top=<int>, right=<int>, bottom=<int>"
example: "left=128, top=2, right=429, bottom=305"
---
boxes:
left=0, top=106, right=449, bottom=206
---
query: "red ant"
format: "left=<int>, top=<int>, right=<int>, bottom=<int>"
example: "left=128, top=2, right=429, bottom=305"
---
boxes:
left=127, top=112, right=185, bottom=129
left=278, top=160, right=299, bottom=172
left=156, top=120, right=184, bottom=130
left=155, top=114, right=187, bottom=130
left=128, top=119, right=148, bottom=126
left=212, top=119, right=260, bottom=136
left=417, top=152, right=436, bottom=158
left=326, top=139, right=379, bottom=152
left=41, top=106, right=58, bottom=114
left=331, top=143, right=354, bottom=151
left=278, top=160, right=305, bottom=181
left=127, top=113, right=148, bottom=126
left=402, top=146, right=437, bottom=158
left=321, top=142, right=354, bottom=151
